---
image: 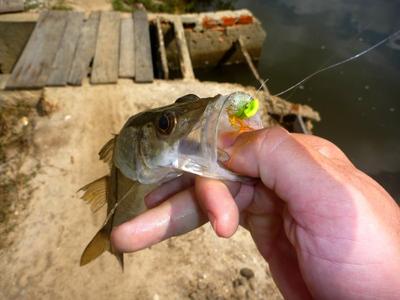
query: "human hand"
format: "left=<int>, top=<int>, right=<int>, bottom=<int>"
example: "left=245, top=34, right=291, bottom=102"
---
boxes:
left=111, top=127, right=400, bottom=299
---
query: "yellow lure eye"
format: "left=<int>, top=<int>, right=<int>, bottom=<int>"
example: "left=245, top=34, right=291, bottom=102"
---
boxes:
left=235, top=98, right=259, bottom=119
left=243, top=98, right=259, bottom=118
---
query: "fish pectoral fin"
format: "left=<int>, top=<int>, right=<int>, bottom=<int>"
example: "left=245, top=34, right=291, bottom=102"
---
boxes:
left=79, top=176, right=108, bottom=213
left=80, top=227, right=110, bottom=266
left=99, top=136, right=116, bottom=166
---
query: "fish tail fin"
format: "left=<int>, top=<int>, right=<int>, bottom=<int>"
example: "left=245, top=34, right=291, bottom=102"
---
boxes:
left=80, top=226, right=110, bottom=266
left=80, top=226, right=125, bottom=270
left=112, top=247, right=124, bottom=271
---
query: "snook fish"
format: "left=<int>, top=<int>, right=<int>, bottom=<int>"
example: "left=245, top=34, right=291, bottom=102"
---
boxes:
left=80, top=94, right=216, bottom=267
left=79, top=93, right=262, bottom=268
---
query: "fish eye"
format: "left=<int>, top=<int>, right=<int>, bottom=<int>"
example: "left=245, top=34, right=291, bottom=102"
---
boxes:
left=156, top=112, right=176, bottom=135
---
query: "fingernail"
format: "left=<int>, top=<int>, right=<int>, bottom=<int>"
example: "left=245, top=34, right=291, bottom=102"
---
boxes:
left=207, top=211, right=218, bottom=232
left=217, top=149, right=231, bottom=163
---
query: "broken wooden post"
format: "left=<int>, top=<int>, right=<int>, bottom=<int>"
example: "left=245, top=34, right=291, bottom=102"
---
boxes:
left=156, top=18, right=169, bottom=80
left=134, top=10, right=154, bottom=83
left=236, top=36, right=270, bottom=96
left=0, top=0, right=24, bottom=14
left=172, top=16, right=194, bottom=80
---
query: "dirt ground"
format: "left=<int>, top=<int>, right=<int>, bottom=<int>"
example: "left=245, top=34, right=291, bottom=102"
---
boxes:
left=0, top=80, right=282, bottom=300
left=67, top=0, right=111, bottom=12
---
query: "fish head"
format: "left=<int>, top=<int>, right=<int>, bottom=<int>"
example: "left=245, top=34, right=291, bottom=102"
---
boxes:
left=114, top=92, right=263, bottom=184
left=114, top=94, right=218, bottom=183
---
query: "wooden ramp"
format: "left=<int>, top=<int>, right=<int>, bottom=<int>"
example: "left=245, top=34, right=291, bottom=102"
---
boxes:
left=5, top=10, right=190, bottom=90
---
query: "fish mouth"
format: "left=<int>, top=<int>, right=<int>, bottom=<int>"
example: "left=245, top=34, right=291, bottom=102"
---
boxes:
left=119, top=92, right=263, bottom=184
left=173, top=92, right=263, bottom=182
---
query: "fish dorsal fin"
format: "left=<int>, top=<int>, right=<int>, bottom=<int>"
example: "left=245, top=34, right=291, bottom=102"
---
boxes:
left=175, top=94, right=200, bottom=103
left=99, top=137, right=116, bottom=166
left=79, top=176, right=108, bottom=213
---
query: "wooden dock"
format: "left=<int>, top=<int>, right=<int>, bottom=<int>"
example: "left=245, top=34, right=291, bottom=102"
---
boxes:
left=5, top=10, right=194, bottom=90
left=2, top=9, right=269, bottom=90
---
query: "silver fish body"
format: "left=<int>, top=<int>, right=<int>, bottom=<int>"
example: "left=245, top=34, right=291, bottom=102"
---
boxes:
left=79, top=93, right=262, bottom=267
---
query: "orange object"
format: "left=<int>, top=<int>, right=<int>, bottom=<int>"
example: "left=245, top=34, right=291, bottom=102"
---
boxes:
left=221, top=16, right=236, bottom=27
left=228, top=115, right=254, bottom=132
left=202, top=17, right=218, bottom=29
left=238, top=15, right=253, bottom=25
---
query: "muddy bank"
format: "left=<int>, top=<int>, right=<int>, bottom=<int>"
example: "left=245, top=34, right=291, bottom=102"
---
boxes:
left=0, top=80, right=283, bottom=299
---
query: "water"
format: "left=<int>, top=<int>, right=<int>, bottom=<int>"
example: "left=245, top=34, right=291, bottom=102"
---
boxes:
left=196, top=0, right=400, bottom=202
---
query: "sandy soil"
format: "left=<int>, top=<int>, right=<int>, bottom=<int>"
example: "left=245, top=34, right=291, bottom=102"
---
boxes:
left=0, top=80, right=282, bottom=300
left=67, top=0, right=112, bottom=12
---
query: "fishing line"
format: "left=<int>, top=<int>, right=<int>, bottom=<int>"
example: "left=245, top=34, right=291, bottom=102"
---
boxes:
left=256, top=78, right=270, bottom=93
left=102, top=183, right=137, bottom=226
left=274, top=28, right=400, bottom=97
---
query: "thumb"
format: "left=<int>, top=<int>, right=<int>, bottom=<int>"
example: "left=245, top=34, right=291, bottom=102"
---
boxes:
left=223, top=127, right=353, bottom=212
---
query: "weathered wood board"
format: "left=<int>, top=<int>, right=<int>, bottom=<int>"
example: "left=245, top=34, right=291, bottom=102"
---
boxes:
left=156, top=18, right=169, bottom=79
left=119, top=17, right=135, bottom=78
left=134, top=10, right=154, bottom=83
left=47, top=12, right=85, bottom=86
left=6, top=11, right=68, bottom=89
left=67, top=11, right=100, bottom=86
left=172, top=16, right=194, bottom=80
left=91, top=11, right=120, bottom=84
left=0, top=0, right=24, bottom=13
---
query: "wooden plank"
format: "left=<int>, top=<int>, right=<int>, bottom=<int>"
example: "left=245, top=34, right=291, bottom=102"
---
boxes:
left=47, top=12, right=85, bottom=86
left=91, top=11, right=120, bottom=84
left=134, top=10, right=153, bottom=83
left=119, top=17, right=135, bottom=78
left=6, top=11, right=68, bottom=89
left=156, top=18, right=169, bottom=79
left=67, top=11, right=100, bottom=86
left=172, top=16, right=194, bottom=80
left=0, top=0, right=24, bottom=13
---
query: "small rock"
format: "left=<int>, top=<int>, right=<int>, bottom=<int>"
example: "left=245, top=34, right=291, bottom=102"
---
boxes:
left=189, top=291, right=198, bottom=299
left=234, top=285, right=248, bottom=298
left=152, top=294, right=160, bottom=300
left=198, top=280, right=207, bottom=290
left=36, top=97, right=56, bottom=116
left=232, top=278, right=244, bottom=287
left=248, top=278, right=257, bottom=291
left=240, top=268, right=254, bottom=280
left=19, top=116, right=29, bottom=127
left=0, top=211, right=5, bottom=223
